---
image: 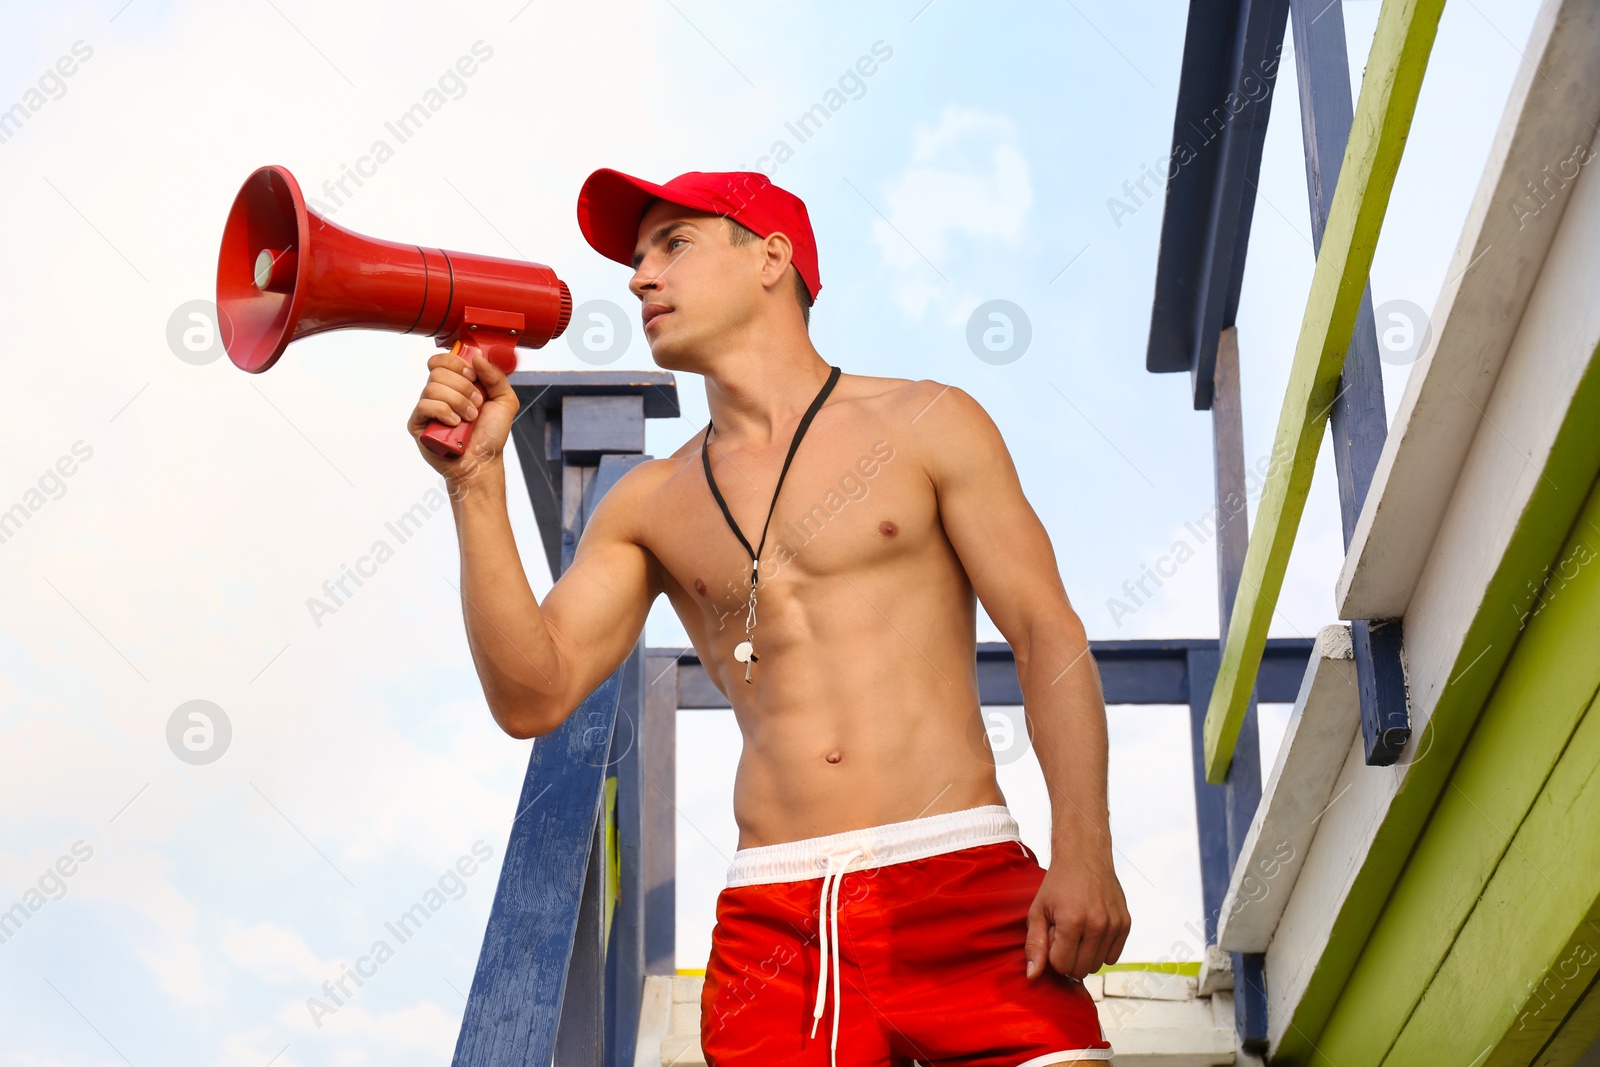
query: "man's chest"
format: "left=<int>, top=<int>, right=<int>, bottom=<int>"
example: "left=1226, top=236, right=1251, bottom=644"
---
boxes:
left=642, top=430, right=941, bottom=617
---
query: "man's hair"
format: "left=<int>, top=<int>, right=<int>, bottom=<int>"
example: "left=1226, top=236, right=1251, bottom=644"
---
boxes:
left=724, top=217, right=812, bottom=329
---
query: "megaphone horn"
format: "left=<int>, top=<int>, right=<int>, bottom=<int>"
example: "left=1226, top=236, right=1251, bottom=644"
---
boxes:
left=216, top=164, right=572, bottom=458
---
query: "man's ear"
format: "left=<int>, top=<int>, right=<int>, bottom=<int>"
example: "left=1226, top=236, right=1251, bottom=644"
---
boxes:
left=760, top=231, right=796, bottom=292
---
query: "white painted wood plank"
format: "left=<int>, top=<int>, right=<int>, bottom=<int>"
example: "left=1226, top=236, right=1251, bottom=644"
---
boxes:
left=1099, top=1011, right=1234, bottom=1063
left=1264, top=720, right=1398, bottom=1054
left=633, top=975, right=672, bottom=1067
left=1400, top=83, right=1600, bottom=752
left=659, top=1033, right=706, bottom=1066
left=662, top=974, right=1240, bottom=1065
left=1096, top=991, right=1235, bottom=1065
left=1217, top=625, right=1359, bottom=952
left=661, top=976, right=704, bottom=1066
left=1335, top=0, right=1600, bottom=619
left=1103, top=971, right=1200, bottom=1001
left=1197, top=944, right=1233, bottom=997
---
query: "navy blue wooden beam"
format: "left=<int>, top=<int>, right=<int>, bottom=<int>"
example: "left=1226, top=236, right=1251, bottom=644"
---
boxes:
left=450, top=669, right=621, bottom=1066
left=1185, top=646, right=1231, bottom=944
left=456, top=375, right=675, bottom=1067
left=663, top=638, right=1313, bottom=710
left=641, top=653, right=680, bottom=978
left=1287, top=0, right=1410, bottom=766
left=556, top=815, right=606, bottom=1067
left=603, top=600, right=648, bottom=1067
left=1145, top=0, right=1293, bottom=410
left=1208, top=321, right=1268, bottom=1050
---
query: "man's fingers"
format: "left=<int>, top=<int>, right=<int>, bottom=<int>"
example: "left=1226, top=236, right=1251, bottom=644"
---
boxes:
left=1060, top=910, right=1113, bottom=980
left=1107, top=908, right=1132, bottom=966
left=471, top=353, right=515, bottom=400
left=410, top=397, right=464, bottom=429
left=1023, top=910, right=1050, bottom=980
left=422, top=353, right=484, bottom=413
left=1070, top=926, right=1107, bottom=982
left=1048, top=918, right=1082, bottom=979
left=1028, top=910, right=1127, bottom=982
left=427, top=349, right=472, bottom=372
left=421, top=381, right=478, bottom=421
left=427, top=364, right=479, bottom=399
left=1104, top=918, right=1130, bottom=967
left=1044, top=910, right=1104, bottom=980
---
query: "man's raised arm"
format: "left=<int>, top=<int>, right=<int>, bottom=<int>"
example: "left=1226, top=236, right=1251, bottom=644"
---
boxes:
left=409, top=349, right=659, bottom=740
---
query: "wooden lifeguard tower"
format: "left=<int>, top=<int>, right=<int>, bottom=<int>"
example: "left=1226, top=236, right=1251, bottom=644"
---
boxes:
left=445, top=0, right=1600, bottom=1062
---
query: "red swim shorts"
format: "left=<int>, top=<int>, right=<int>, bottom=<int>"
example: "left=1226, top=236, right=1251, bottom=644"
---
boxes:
left=700, top=805, right=1114, bottom=1066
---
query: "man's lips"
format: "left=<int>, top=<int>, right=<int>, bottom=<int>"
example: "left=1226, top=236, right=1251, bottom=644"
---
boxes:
left=642, top=304, right=671, bottom=328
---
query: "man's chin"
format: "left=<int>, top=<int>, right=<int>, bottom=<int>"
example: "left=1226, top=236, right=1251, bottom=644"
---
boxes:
left=647, top=335, right=701, bottom=373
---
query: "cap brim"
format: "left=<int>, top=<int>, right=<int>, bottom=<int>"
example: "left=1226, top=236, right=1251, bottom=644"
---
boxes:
left=578, top=168, right=707, bottom=269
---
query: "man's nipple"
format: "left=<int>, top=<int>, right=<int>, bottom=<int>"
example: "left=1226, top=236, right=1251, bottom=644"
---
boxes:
left=878, top=520, right=898, bottom=538
left=693, top=577, right=708, bottom=596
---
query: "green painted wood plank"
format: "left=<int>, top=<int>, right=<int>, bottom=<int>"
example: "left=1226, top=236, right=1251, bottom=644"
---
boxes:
left=1271, top=343, right=1600, bottom=1065
left=1386, top=688, right=1600, bottom=1066
left=1093, top=961, right=1202, bottom=976
left=1202, top=0, right=1447, bottom=783
left=1301, top=461, right=1600, bottom=1064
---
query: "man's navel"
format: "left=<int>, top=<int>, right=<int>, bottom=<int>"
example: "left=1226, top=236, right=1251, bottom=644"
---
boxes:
left=824, top=750, right=843, bottom=765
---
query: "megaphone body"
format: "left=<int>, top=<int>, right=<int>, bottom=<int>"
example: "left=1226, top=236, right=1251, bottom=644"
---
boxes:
left=217, top=165, right=572, bottom=457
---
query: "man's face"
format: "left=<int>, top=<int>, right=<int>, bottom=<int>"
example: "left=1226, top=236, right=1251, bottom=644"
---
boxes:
left=629, top=199, right=762, bottom=370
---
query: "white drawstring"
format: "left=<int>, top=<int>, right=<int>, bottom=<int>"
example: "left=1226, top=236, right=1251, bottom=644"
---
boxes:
left=809, top=846, right=864, bottom=1067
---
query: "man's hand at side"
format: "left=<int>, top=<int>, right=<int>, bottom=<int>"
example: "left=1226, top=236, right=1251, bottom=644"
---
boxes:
left=1024, top=851, right=1131, bottom=981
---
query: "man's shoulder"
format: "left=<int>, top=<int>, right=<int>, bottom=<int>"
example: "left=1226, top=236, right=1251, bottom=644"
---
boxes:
left=881, top=377, right=991, bottom=432
left=611, top=452, right=693, bottom=496
left=589, top=452, right=691, bottom=526
left=840, top=370, right=920, bottom=398
left=838, top=373, right=980, bottom=423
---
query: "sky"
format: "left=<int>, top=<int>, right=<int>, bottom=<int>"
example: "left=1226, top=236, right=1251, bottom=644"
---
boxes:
left=0, top=0, right=1543, bottom=1063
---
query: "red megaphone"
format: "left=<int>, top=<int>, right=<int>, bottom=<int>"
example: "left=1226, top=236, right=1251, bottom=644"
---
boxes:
left=216, top=164, right=572, bottom=458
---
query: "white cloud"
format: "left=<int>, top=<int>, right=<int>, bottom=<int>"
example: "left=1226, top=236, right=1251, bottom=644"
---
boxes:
left=275, top=996, right=458, bottom=1052
left=221, top=920, right=333, bottom=986
left=868, top=105, right=1035, bottom=325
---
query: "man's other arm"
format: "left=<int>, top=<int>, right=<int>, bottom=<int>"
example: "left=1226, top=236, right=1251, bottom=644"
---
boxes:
left=909, top=380, right=1130, bottom=980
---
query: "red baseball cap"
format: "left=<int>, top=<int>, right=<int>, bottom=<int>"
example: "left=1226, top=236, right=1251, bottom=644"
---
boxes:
left=576, top=168, right=822, bottom=301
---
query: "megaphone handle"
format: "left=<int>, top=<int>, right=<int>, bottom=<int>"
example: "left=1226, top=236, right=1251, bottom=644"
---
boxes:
left=419, top=337, right=515, bottom=459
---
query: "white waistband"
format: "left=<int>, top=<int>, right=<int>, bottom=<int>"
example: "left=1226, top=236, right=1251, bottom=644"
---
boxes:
left=726, top=804, right=1022, bottom=887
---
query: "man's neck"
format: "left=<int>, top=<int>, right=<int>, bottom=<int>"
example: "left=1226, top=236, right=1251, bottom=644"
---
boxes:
left=702, top=346, right=835, bottom=450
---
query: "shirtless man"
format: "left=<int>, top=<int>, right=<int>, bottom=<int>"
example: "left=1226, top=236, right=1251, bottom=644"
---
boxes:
left=409, top=168, right=1130, bottom=1066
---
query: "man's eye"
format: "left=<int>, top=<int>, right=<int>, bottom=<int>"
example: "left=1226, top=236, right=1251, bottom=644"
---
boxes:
left=668, top=236, right=687, bottom=251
